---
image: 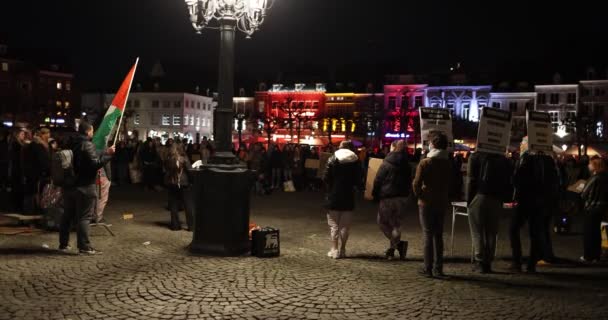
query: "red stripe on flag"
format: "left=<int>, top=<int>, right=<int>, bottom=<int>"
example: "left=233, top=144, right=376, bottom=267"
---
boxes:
left=110, top=60, right=138, bottom=112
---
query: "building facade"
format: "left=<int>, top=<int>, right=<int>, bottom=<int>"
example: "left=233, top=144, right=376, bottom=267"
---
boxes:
left=534, top=84, right=578, bottom=133
left=489, top=92, right=536, bottom=140
left=579, top=80, right=608, bottom=140
left=425, top=85, right=491, bottom=122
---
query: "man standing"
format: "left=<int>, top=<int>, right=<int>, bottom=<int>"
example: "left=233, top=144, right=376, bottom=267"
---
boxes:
left=93, top=164, right=111, bottom=225
left=372, top=140, right=411, bottom=260
left=323, top=141, right=362, bottom=259
left=466, top=151, right=512, bottom=273
left=510, top=136, right=559, bottom=273
left=22, top=127, right=52, bottom=214
left=59, top=122, right=114, bottom=255
left=412, top=131, right=452, bottom=278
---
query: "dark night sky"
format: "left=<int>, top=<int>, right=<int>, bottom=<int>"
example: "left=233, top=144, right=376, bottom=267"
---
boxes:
left=1, top=0, right=606, bottom=91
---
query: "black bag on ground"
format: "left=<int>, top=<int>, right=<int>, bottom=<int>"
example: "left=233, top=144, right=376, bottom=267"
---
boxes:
left=251, top=227, right=280, bottom=258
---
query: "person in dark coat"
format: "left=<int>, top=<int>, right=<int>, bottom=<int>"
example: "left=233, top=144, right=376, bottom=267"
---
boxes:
left=22, top=127, right=52, bottom=214
left=580, top=157, right=608, bottom=262
left=510, top=136, right=560, bottom=273
left=140, top=138, right=160, bottom=191
left=466, top=151, right=513, bottom=273
left=269, top=144, right=283, bottom=189
left=164, top=143, right=194, bottom=231
left=58, top=121, right=114, bottom=255
left=372, top=140, right=411, bottom=260
left=323, top=141, right=362, bottom=259
left=8, top=127, right=27, bottom=212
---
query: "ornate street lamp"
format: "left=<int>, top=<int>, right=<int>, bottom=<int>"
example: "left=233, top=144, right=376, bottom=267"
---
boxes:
left=183, top=0, right=274, bottom=256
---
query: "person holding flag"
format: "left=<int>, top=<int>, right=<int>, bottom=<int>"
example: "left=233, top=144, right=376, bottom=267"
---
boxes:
left=58, top=59, right=138, bottom=254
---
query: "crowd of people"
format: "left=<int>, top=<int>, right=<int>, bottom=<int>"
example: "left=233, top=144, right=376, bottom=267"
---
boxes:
left=1, top=125, right=607, bottom=273
left=323, top=131, right=608, bottom=279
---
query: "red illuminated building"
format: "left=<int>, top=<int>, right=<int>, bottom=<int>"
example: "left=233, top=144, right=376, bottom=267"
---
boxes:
left=382, top=84, right=427, bottom=143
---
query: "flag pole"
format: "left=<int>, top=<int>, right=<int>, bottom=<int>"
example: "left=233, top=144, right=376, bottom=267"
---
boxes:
left=112, top=57, right=140, bottom=147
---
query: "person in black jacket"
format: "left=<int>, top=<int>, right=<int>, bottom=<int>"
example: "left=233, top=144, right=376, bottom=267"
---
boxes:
left=465, top=151, right=512, bottom=273
left=58, top=121, right=114, bottom=255
left=22, top=127, right=52, bottom=214
left=323, top=141, right=362, bottom=259
left=510, top=137, right=560, bottom=273
left=580, top=157, right=608, bottom=262
left=372, top=140, right=411, bottom=260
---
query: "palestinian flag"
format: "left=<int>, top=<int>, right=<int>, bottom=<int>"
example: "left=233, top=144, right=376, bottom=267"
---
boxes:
left=92, top=58, right=139, bottom=150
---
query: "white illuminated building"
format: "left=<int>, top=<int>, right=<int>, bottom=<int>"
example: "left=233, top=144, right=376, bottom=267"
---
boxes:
left=489, top=92, right=536, bottom=140
left=425, top=86, right=491, bottom=122
left=127, top=92, right=215, bottom=142
left=534, top=84, right=578, bottom=134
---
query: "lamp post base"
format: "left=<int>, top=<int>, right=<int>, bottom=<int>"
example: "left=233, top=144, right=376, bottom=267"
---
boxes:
left=189, top=157, right=253, bottom=256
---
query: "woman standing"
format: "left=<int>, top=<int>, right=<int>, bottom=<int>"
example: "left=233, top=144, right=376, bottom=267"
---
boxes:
left=580, top=157, right=608, bottom=262
left=164, top=144, right=194, bottom=231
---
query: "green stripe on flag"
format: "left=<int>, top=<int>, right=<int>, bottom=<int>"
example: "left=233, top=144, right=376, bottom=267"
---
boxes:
left=92, top=108, right=122, bottom=151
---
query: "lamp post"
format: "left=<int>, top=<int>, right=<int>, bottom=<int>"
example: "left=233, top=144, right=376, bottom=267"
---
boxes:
left=184, top=0, right=274, bottom=255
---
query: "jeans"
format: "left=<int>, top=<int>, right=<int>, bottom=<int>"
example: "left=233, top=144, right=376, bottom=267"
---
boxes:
left=509, top=203, right=544, bottom=269
left=168, top=186, right=194, bottom=230
left=468, top=194, right=500, bottom=265
left=327, top=210, right=352, bottom=251
left=59, top=188, right=95, bottom=250
left=272, top=168, right=282, bottom=188
left=583, top=206, right=605, bottom=260
left=419, top=205, right=445, bottom=273
left=378, top=197, right=407, bottom=249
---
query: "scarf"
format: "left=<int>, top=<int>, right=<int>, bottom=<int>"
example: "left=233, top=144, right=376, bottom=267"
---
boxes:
left=427, top=148, right=448, bottom=159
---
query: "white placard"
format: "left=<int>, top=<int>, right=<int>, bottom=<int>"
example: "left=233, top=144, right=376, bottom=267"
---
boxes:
left=419, top=107, right=454, bottom=151
left=527, top=110, right=553, bottom=153
left=476, top=108, right=512, bottom=155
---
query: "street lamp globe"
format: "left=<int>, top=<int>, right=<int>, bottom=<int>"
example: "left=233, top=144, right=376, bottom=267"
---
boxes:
left=185, top=0, right=273, bottom=38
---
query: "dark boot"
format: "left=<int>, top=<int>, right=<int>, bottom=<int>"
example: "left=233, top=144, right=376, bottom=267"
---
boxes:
left=397, top=241, right=408, bottom=260
left=385, top=248, right=395, bottom=260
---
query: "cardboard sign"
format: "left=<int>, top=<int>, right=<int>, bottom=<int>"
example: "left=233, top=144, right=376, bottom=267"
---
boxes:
left=527, top=111, right=553, bottom=153
left=476, top=108, right=512, bottom=155
left=317, top=152, right=333, bottom=178
left=567, top=179, right=586, bottom=193
left=419, top=107, right=454, bottom=151
left=304, top=158, right=320, bottom=170
left=364, top=158, right=384, bottom=200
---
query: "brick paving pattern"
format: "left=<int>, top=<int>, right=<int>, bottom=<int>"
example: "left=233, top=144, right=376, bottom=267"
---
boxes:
left=1, top=186, right=607, bottom=319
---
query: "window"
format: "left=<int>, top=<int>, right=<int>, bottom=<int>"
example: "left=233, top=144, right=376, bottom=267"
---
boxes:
left=64, top=101, right=70, bottom=108
left=509, top=102, right=518, bottom=112
left=150, top=113, right=159, bottom=125
left=185, top=100, right=190, bottom=108
left=567, top=93, right=576, bottom=104
left=55, top=101, right=61, bottom=107
left=163, top=101, right=170, bottom=108
left=134, top=114, right=140, bottom=125
left=196, top=117, right=200, bottom=126
left=183, top=115, right=189, bottom=125
left=173, top=115, right=180, bottom=125
left=197, top=102, right=201, bottom=109
left=414, top=96, right=423, bottom=108
left=492, top=102, right=501, bottom=109
left=462, top=103, right=470, bottom=120
left=388, top=97, right=396, bottom=110
left=313, top=102, right=319, bottom=110
left=1, top=62, right=8, bottom=71
left=162, top=115, right=170, bottom=125
left=549, top=111, right=559, bottom=123
left=134, top=100, right=140, bottom=108
left=56, top=82, right=62, bottom=90
left=152, top=100, right=160, bottom=108
left=431, top=103, right=440, bottom=108
left=526, top=101, right=534, bottom=111
left=537, top=94, right=546, bottom=104
left=66, top=82, right=71, bottom=91
left=550, top=93, right=559, bottom=105
left=595, top=106, right=605, bottom=117
left=126, top=101, right=132, bottom=108
left=190, top=116, right=194, bottom=126
left=446, top=103, right=455, bottom=109
left=174, top=101, right=181, bottom=108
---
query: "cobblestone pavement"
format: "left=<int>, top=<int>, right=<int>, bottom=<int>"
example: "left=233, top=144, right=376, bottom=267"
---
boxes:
left=1, top=186, right=608, bottom=320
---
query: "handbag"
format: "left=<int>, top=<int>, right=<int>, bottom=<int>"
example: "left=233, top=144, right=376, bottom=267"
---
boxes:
left=40, top=183, right=62, bottom=209
left=251, top=227, right=280, bottom=258
left=283, top=180, right=296, bottom=192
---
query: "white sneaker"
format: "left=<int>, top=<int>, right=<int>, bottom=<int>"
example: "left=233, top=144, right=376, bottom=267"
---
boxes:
left=327, top=249, right=339, bottom=259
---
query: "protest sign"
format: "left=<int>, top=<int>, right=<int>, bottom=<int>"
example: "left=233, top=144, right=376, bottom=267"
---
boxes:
left=476, top=108, right=512, bottom=155
left=527, top=111, right=553, bottom=153
left=419, top=107, right=454, bottom=151
left=364, top=158, right=383, bottom=200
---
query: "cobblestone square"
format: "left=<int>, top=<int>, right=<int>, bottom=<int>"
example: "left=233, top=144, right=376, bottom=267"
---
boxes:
left=1, top=187, right=607, bottom=319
